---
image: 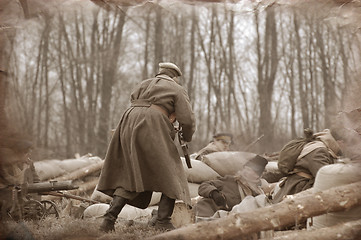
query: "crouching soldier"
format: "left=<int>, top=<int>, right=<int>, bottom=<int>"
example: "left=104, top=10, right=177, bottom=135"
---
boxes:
left=272, top=129, right=341, bottom=204
left=193, top=155, right=268, bottom=218
left=0, top=138, right=39, bottom=219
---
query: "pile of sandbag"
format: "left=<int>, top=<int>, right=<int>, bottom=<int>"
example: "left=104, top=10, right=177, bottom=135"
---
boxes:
left=83, top=203, right=154, bottom=220
left=34, top=155, right=102, bottom=181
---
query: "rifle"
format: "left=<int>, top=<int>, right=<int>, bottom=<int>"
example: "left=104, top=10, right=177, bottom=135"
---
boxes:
left=243, top=134, right=264, bottom=152
left=176, top=126, right=192, bottom=168
left=24, top=180, right=79, bottom=194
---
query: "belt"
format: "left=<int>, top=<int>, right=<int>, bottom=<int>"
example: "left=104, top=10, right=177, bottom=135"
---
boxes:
left=131, top=99, right=169, bottom=117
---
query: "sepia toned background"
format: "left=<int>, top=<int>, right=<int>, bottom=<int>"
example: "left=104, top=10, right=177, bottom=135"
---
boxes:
left=1, top=0, right=360, bottom=160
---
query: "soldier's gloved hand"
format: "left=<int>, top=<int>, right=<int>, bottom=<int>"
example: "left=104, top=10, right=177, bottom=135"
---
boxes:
left=210, top=190, right=226, bottom=207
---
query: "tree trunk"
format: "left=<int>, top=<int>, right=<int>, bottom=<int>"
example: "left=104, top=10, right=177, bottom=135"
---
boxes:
left=187, top=9, right=196, bottom=103
left=256, top=6, right=279, bottom=152
left=97, top=10, right=126, bottom=156
left=57, top=23, right=72, bottom=158
left=294, top=12, right=309, bottom=129
left=142, top=10, right=151, bottom=80
left=315, top=24, right=336, bottom=127
left=150, top=181, right=361, bottom=240
left=273, top=219, right=361, bottom=240
left=153, top=5, right=163, bottom=72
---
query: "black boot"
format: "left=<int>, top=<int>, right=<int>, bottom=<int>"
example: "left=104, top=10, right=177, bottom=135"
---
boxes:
left=99, top=196, right=127, bottom=232
left=154, top=194, right=175, bottom=231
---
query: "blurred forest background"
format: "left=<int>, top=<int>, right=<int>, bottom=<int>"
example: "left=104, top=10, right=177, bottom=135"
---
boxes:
left=1, top=0, right=360, bottom=160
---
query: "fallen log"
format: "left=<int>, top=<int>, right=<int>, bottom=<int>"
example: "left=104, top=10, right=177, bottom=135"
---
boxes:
left=149, top=181, right=361, bottom=240
left=53, top=161, right=103, bottom=181
left=272, top=219, right=361, bottom=240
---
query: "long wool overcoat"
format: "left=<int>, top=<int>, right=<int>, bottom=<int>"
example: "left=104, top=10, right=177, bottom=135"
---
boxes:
left=97, top=74, right=195, bottom=208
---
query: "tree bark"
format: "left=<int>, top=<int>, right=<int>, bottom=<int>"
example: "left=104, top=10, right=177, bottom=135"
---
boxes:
left=149, top=181, right=361, bottom=240
left=293, top=11, right=309, bottom=129
left=97, top=10, right=126, bottom=156
left=256, top=6, right=279, bottom=152
left=273, top=219, right=361, bottom=240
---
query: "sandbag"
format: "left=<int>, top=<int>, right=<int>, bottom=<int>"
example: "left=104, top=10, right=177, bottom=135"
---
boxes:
left=231, top=194, right=270, bottom=214
left=119, top=205, right=152, bottom=220
left=83, top=203, right=152, bottom=220
left=91, top=185, right=112, bottom=203
left=307, top=162, right=361, bottom=230
left=34, top=156, right=103, bottom=181
left=149, top=192, right=162, bottom=206
left=149, top=184, right=200, bottom=206
left=83, top=203, right=109, bottom=218
left=202, top=151, right=256, bottom=176
left=181, top=157, right=220, bottom=183
left=58, top=156, right=102, bottom=172
left=34, top=160, right=66, bottom=181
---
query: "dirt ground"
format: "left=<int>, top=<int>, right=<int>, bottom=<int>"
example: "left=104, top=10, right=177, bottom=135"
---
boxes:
left=0, top=216, right=164, bottom=240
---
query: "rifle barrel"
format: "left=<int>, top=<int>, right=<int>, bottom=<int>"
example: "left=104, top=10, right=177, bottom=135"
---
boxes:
left=26, top=181, right=79, bottom=193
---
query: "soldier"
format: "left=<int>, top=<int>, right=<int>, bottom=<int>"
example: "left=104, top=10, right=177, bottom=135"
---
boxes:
left=194, top=133, right=233, bottom=160
left=272, top=129, right=341, bottom=203
left=0, top=137, right=39, bottom=219
left=193, top=155, right=268, bottom=218
left=97, top=62, right=196, bottom=232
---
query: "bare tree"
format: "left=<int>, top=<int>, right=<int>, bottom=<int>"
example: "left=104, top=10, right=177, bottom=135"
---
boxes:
left=255, top=6, right=279, bottom=152
left=97, top=9, right=127, bottom=156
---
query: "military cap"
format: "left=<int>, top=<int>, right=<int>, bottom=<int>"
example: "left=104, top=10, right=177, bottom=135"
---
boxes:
left=159, top=62, right=182, bottom=76
left=213, top=132, right=233, bottom=144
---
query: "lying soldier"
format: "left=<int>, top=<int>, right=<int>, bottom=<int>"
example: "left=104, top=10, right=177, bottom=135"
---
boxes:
left=193, top=155, right=268, bottom=218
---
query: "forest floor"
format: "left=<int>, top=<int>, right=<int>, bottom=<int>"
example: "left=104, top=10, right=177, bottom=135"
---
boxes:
left=1, top=216, right=164, bottom=240
left=1, top=214, right=298, bottom=240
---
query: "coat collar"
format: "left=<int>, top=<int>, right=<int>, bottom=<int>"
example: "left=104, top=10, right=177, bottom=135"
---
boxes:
left=155, top=74, right=179, bottom=84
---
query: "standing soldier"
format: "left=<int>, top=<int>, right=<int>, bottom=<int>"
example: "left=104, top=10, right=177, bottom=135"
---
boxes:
left=97, top=62, right=196, bottom=232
